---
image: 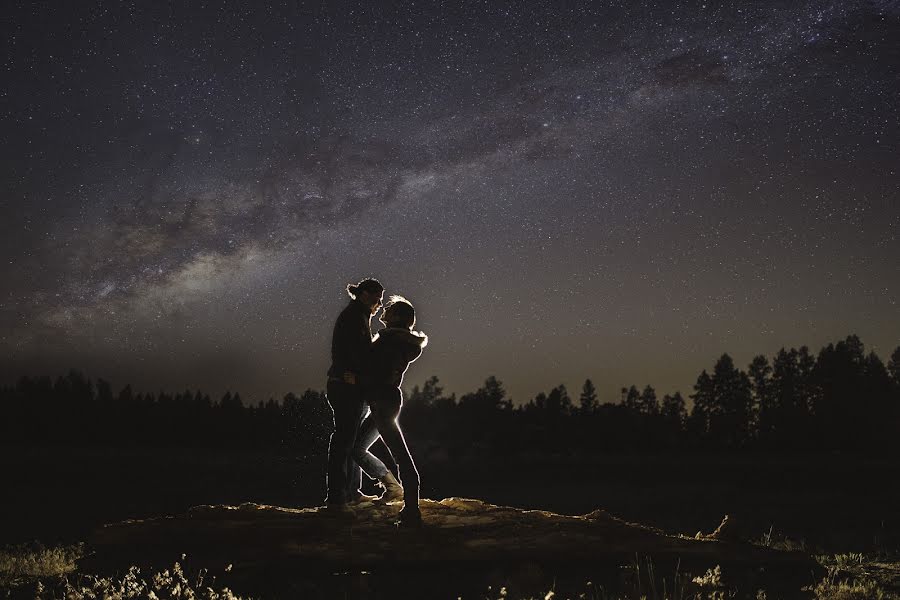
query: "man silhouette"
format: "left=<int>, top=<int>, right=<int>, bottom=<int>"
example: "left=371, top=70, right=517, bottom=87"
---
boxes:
left=325, top=277, right=384, bottom=507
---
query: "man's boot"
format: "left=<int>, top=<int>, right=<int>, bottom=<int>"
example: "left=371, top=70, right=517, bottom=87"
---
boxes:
left=324, top=500, right=354, bottom=515
left=376, top=471, right=404, bottom=503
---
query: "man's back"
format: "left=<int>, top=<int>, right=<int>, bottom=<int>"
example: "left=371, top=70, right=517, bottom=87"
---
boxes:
left=328, top=300, right=372, bottom=379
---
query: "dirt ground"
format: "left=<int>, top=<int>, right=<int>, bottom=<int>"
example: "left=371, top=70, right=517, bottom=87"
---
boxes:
left=2, top=446, right=899, bottom=598
left=3, top=446, right=898, bottom=551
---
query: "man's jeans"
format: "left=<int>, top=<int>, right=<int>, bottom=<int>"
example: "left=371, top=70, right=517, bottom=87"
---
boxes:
left=352, top=386, right=420, bottom=506
left=325, top=380, right=366, bottom=504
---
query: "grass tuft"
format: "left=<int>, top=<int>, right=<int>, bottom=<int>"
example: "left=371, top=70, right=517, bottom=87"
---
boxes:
left=0, top=542, right=83, bottom=586
left=34, top=559, right=251, bottom=600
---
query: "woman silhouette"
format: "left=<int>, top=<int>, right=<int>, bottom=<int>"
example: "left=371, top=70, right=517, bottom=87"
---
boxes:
left=352, top=295, right=428, bottom=527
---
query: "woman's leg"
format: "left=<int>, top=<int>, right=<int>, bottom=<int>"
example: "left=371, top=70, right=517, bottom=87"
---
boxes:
left=351, top=407, right=390, bottom=480
left=372, top=391, right=420, bottom=509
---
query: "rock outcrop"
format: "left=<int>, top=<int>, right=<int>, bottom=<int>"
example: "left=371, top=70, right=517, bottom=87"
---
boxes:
left=81, top=498, right=822, bottom=596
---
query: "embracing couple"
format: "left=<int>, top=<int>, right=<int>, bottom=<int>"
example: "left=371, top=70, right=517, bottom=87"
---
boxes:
left=324, top=277, right=427, bottom=528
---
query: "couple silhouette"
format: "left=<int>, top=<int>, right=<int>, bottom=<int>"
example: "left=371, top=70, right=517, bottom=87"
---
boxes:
left=324, top=278, right=428, bottom=528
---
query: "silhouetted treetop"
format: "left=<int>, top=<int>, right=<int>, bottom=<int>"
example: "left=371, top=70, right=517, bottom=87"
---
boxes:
left=1, top=333, right=896, bottom=454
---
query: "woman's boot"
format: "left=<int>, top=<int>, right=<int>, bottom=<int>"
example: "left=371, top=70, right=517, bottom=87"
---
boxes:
left=377, top=471, right=404, bottom=503
left=397, top=504, right=422, bottom=528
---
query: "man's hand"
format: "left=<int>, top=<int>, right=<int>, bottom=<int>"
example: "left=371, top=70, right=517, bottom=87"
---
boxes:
left=342, top=371, right=357, bottom=385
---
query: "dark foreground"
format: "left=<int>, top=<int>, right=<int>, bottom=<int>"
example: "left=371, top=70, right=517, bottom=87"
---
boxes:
left=78, top=498, right=824, bottom=599
left=2, top=446, right=899, bottom=598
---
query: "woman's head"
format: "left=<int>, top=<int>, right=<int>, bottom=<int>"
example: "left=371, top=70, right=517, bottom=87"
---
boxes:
left=346, top=278, right=384, bottom=313
left=379, top=295, right=416, bottom=329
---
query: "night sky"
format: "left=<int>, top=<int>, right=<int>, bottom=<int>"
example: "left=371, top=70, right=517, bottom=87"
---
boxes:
left=2, top=1, right=898, bottom=406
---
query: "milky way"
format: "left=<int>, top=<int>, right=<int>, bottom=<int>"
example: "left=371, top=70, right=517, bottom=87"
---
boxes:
left=2, top=1, right=898, bottom=404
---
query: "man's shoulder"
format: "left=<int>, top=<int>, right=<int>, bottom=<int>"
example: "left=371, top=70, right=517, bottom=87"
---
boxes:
left=337, top=301, right=366, bottom=320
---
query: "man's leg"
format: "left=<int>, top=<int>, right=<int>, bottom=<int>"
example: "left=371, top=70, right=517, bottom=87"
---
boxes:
left=343, top=397, right=368, bottom=500
left=325, top=381, right=366, bottom=504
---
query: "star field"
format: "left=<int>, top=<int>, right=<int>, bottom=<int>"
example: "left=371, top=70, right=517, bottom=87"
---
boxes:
left=2, top=1, right=898, bottom=404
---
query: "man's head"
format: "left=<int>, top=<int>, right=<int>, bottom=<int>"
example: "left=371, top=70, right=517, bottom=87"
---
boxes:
left=347, top=278, right=384, bottom=314
left=379, top=295, right=416, bottom=329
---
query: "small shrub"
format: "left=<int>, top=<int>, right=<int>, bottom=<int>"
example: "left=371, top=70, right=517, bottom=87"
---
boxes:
left=691, top=565, right=723, bottom=587
left=809, top=576, right=887, bottom=600
left=831, top=553, right=865, bottom=569
left=30, top=559, right=251, bottom=600
left=0, top=543, right=83, bottom=585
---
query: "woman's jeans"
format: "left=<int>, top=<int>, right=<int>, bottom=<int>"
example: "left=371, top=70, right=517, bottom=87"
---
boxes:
left=352, top=386, right=420, bottom=507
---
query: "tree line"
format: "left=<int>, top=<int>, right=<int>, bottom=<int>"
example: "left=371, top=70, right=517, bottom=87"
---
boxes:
left=1, top=334, right=898, bottom=455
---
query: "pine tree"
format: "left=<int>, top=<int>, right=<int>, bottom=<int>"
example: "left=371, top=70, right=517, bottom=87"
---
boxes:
left=639, top=385, right=658, bottom=415
left=747, top=354, right=772, bottom=443
left=689, top=370, right=714, bottom=440
left=661, top=392, right=686, bottom=425
left=579, top=379, right=598, bottom=414
left=459, top=376, right=510, bottom=413
left=813, top=335, right=867, bottom=448
left=545, top=385, right=571, bottom=416
left=117, top=384, right=134, bottom=404
left=623, top=385, right=641, bottom=413
left=709, top=353, right=753, bottom=447
left=888, top=346, right=900, bottom=385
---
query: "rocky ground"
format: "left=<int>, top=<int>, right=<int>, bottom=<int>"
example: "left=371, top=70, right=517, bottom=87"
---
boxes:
left=77, top=497, right=824, bottom=598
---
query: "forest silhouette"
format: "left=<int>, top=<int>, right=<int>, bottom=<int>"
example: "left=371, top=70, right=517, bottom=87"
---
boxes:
left=2, top=335, right=898, bottom=455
